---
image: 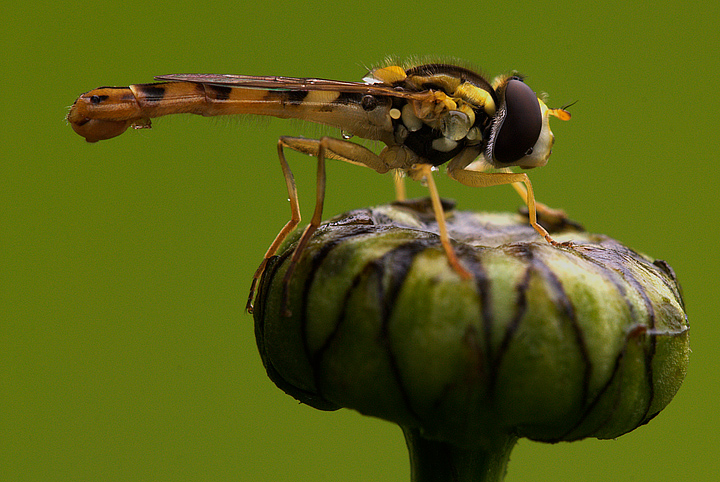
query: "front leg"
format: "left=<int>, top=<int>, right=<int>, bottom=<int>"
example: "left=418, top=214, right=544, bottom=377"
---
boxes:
left=447, top=164, right=565, bottom=246
left=504, top=172, right=570, bottom=229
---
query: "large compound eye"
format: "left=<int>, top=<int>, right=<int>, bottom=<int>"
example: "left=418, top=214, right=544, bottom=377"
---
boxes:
left=490, top=78, right=542, bottom=164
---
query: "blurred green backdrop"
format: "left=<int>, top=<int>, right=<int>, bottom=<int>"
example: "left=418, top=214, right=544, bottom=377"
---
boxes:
left=2, top=0, right=717, bottom=480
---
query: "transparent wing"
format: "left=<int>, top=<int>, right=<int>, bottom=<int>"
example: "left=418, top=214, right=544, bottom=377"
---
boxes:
left=154, top=73, right=424, bottom=99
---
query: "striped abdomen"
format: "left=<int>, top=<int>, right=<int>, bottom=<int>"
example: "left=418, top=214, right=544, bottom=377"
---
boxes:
left=67, top=81, right=393, bottom=143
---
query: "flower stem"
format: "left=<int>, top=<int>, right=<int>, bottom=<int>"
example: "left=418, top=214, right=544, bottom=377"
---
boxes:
left=402, top=426, right=517, bottom=482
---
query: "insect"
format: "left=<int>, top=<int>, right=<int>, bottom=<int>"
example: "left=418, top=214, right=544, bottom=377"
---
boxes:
left=67, top=60, right=572, bottom=313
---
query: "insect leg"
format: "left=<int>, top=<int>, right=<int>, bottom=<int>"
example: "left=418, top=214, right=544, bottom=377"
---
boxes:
left=275, top=136, right=392, bottom=173
left=448, top=167, right=562, bottom=246
left=414, top=164, right=472, bottom=280
left=504, top=170, right=570, bottom=228
left=279, top=139, right=328, bottom=316
left=393, top=170, right=407, bottom=201
left=246, top=136, right=393, bottom=314
left=246, top=138, right=302, bottom=313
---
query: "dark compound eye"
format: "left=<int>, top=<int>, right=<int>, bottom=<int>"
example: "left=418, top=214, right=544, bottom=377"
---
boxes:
left=90, top=95, right=107, bottom=104
left=490, top=79, right=542, bottom=164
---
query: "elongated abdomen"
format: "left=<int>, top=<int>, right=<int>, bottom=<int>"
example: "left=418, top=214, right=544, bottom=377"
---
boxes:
left=67, top=81, right=393, bottom=143
left=67, top=83, right=205, bottom=142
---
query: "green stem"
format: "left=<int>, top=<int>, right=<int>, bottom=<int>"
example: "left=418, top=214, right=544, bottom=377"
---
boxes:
left=402, top=426, right=517, bottom=482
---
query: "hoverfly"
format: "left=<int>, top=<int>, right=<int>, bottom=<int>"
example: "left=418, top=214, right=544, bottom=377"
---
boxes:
left=67, top=60, right=572, bottom=312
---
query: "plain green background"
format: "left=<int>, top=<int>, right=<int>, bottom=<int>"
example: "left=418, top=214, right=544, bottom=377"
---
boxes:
left=2, top=0, right=717, bottom=480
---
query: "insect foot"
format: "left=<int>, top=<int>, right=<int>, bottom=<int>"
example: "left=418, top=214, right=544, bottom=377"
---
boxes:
left=252, top=199, right=689, bottom=481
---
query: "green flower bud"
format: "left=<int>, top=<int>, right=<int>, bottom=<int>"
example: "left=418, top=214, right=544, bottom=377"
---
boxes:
left=253, top=199, right=689, bottom=479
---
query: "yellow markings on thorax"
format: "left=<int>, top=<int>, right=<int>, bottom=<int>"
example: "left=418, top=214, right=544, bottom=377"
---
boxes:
left=411, top=74, right=496, bottom=115
left=454, top=83, right=496, bottom=115
left=365, top=66, right=497, bottom=136
left=405, top=73, right=461, bottom=93
left=367, top=65, right=407, bottom=84
left=412, top=91, right=457, bottom=122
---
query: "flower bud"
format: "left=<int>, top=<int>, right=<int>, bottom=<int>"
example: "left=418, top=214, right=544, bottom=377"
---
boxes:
left=253, top=199, right=689, bottom=449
